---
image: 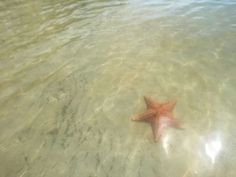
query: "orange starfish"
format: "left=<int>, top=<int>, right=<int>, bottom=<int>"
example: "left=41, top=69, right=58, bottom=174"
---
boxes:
left=132, top=96, right=182, bottom=142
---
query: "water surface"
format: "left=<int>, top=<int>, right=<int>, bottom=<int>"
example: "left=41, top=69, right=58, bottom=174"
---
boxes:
left=0, top=0, right=236, bottom=177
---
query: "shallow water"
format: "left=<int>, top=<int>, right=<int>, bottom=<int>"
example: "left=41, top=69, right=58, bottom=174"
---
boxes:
left=0, top=0, right=236, bottom=177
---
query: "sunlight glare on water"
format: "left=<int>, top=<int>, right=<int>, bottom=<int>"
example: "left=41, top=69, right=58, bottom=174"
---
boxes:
left=0, top=0, right=236, bottom=177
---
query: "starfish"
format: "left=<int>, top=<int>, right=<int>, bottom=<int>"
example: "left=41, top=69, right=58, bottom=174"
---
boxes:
left=132, top=96, right=182, bottom=142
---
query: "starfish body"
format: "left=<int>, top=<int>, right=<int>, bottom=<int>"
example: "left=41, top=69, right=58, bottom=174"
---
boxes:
left=132, top=96, right=182, bottom=142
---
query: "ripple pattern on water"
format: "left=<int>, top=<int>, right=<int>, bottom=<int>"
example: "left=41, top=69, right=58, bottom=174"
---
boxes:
left=0, top=0, right=236, bottom=177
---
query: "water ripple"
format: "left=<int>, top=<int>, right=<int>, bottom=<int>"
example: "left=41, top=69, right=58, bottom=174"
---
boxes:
left=0, top=0, right=236, bottom=177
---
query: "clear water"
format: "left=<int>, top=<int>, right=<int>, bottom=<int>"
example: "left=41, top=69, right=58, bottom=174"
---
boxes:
left=0, top=0, right=236, bottom=177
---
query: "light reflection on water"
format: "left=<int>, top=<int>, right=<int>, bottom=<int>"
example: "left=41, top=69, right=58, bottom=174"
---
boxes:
left=204, top=133, right=222, bottom=164
left=0, top=0, right=236, bottom=177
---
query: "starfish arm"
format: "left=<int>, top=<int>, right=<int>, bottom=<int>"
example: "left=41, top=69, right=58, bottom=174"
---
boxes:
left=144, top=96, right=160, bottom=109
left=162, top=100, right=176, bottom=112
left=132, top=109, right=156, bottom=121
left=151, top=118, right=162, bottom=142
left=170, top=118, right=183, bottom=129
left=160, top=112, right=183, bottom=130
